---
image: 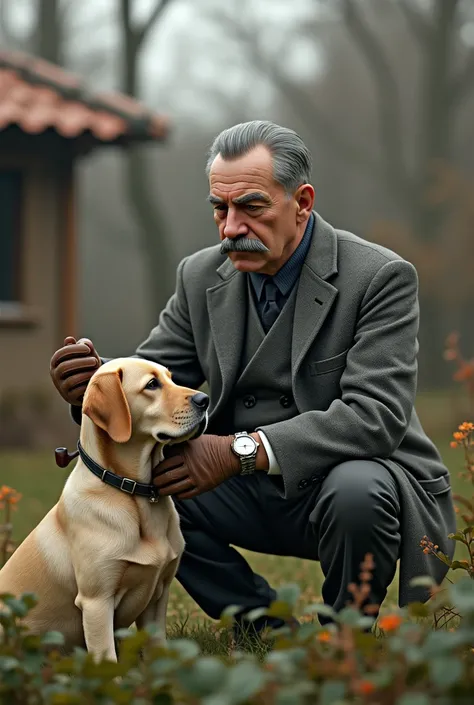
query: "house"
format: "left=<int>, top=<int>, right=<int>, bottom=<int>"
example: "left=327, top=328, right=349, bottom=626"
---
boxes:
left=0, top=50, right=169, bottom=447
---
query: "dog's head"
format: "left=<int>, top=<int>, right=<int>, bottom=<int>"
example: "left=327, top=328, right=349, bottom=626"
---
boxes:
left=82, top=358, right=209, bottom=445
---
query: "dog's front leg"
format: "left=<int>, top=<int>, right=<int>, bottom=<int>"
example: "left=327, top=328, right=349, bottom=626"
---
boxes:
left=75, top=594, right=117, bottom=662
left=136, top=559, right=179, bottom=641
left=135, top=582, right=170, bottom=649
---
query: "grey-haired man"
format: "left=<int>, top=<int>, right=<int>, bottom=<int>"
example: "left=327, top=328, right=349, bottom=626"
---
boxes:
left=50, top=120, right=456, bottom=635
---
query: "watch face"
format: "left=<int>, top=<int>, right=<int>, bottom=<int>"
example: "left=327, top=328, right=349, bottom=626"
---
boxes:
left=234, top=436, right=256, bottom=456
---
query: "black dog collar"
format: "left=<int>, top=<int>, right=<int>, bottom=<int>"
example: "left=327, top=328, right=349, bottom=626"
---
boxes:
left=77, top=441, right=159, bottom=503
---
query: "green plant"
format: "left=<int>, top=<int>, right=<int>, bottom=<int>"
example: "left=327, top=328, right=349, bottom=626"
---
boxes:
left=1, top=563, right=474, bottom=705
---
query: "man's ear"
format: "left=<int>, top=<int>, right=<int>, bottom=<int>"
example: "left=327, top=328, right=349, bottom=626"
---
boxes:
left=295, top=184, right=315, bottom=223
left=82, top=369, right=132, bottom=443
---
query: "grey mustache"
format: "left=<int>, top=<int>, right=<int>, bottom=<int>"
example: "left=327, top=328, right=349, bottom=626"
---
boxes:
left=220, top=237, right=270, bottom=255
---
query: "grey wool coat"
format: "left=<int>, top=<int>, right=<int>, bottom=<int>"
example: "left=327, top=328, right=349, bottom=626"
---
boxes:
left=127, top=212, right=456, bottom=606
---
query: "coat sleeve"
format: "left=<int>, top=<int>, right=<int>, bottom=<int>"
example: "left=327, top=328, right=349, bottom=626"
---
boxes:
left=134, top=256, right=205, bottom=389
left=70, top=256, right=204, bottom=426
left=256, top=259, right=419, bottom=498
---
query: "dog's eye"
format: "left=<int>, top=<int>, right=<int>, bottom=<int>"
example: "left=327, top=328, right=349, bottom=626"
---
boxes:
left=145, top=378, right=160, bottom=391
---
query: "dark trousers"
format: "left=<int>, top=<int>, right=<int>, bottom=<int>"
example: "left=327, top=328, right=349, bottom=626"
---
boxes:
left=173, top=460, right=401, bottom=623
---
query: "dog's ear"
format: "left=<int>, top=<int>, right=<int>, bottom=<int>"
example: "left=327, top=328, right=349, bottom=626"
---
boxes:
left=82, top=369, right=131, bottom=443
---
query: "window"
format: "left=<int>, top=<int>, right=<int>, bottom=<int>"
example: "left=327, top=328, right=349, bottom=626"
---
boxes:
left=0, top=170, right=23, bottom=303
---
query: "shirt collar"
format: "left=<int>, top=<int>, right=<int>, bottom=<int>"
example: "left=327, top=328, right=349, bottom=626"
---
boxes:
left=250, top=212, right=315, bottom=300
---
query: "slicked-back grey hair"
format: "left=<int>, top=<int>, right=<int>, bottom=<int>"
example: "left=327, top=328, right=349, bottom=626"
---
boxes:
left=205, top=120, right=312, bottom=195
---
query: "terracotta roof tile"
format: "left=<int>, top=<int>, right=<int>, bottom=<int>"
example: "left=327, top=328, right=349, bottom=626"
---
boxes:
left=0, top=50, right=169, bottom=143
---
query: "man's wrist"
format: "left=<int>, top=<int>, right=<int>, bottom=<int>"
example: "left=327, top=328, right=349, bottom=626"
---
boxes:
left=249, top=432, right=269, bottom=471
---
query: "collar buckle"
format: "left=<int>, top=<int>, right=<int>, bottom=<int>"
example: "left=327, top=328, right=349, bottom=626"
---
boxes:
left=120, top=477, right=137, bottom=494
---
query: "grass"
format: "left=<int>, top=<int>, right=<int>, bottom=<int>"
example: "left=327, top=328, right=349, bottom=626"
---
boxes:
left=0, top=390, right=471, bottom=653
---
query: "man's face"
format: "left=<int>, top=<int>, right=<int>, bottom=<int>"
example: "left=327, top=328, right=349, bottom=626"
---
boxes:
left=208, top=145, right=314, bottom=275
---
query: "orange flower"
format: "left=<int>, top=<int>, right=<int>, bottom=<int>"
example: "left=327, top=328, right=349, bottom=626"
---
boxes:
left=450, top=441, right=458, bottom=448
left=453, top=432, right=465, bottom=441
left=0, top=486, right=22, bottom=507
left=317, top=631, right=331, bottom=643
left=378, top=614, right=403, bottom=632
left=453, top=365, right=474, bottom=382
left=354, top=680, right=375, bottom=696
left=459, top=422, right=474, bottom=432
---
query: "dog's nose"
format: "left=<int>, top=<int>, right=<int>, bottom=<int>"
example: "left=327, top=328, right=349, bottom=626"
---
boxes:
left=190, top=392, right=210, bottom=411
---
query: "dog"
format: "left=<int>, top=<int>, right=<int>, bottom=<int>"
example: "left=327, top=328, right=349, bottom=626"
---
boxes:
left=0, top=358, right=209, bottom=661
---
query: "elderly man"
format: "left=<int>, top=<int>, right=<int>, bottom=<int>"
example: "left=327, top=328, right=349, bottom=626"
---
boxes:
left=50, top=120, right=456, bottom=634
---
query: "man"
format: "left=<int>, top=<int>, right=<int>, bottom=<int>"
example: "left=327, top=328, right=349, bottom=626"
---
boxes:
left=50, top=120, right=456, bottom=634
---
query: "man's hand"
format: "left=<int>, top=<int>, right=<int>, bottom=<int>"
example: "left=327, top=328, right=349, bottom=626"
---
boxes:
left=152, top=435, right=241, bottom=499
left=50, top=336, right=101, bottom=406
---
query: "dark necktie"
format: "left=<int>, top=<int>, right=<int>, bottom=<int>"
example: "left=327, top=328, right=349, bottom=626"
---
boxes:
left=261, top=277, right=281, bottom=333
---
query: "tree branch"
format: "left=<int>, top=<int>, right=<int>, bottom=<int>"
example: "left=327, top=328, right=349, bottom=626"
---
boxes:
left=118, top=0, right=177, bottom=318
left=211, top=9, right=385, bottom=186
left=119, top=0, right=135, bottom=48
left=397, top=0, right=431, bottom=45
left=136, top=0, right=173, bottom=48
left=341, top=0, right=412, bottom=200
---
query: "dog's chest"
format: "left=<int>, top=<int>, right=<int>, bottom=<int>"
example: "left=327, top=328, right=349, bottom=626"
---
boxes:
left=122, top=499, right=178, bottom=567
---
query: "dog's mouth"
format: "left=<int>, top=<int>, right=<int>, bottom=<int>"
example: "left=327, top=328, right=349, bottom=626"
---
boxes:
left=154, top=415, right=208, bottom=444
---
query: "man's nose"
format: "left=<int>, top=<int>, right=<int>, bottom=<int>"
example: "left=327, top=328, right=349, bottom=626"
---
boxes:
left=223, top=207, right=248, bottom=238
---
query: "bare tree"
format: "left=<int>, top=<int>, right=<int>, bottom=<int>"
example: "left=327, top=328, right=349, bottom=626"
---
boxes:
left=212, top=0, right=474, bottom=382
left=119, top=0, right=176, bottom=319
left=337, top=0, right=474, bottom=241
left=216, top=0, right=474, bottom=239
left=336, top=0, right=474, bottom=380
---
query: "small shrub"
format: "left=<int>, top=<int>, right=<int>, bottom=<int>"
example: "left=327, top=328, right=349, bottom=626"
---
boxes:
left=1, top=566, right=474, bottom=704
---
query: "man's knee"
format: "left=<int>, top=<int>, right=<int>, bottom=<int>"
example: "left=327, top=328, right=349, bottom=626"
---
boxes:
left=314, top=460, right=400, bottom=530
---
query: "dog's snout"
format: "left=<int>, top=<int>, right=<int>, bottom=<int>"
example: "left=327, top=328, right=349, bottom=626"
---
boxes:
left=190, top=392, right=210, bottom=411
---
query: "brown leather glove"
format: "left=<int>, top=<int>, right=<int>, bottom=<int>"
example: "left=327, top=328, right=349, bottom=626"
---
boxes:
left=50, top=336, right=101, bottom=406
left=152, top=435, right=241, bottom=499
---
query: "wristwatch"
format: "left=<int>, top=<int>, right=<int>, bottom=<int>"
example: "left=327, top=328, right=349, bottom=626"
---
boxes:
left=231, top=431, right=259, bottom=475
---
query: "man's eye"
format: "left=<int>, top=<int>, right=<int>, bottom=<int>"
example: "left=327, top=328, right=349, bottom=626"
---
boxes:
left=246, top=204, right=262, bottom=212
left=214, top=204, right=227, bottom=212
left=145, top=378, right=160, bottom=390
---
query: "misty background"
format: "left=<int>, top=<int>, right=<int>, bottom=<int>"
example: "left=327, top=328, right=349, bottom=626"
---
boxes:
left=1, top=0, right=473, bottom=390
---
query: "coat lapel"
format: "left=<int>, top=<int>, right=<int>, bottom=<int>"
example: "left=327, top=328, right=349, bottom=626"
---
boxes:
left=206, top=258, right=247, bottom=413
left=291, top=213, right=339, bottom=378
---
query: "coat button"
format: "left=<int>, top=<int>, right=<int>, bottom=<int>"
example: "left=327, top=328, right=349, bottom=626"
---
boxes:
left=243, top=394, right=257, bottom=409
left=298, top=479, right=309, bottom=490
left=310, top=475, right=320, bottom=485
left=279, top=394, right=292, bottom=408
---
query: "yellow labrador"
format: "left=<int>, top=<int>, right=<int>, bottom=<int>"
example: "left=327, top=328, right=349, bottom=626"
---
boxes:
left=0, top=358, right=209, bottom=661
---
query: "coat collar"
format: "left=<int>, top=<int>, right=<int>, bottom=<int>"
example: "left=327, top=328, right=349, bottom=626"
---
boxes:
left=215, top=211, right=338, bottom=283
